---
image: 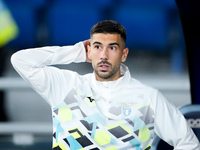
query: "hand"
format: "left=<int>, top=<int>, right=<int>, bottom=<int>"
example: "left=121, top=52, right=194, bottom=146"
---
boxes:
left=83, top=39, right=92, bottom=63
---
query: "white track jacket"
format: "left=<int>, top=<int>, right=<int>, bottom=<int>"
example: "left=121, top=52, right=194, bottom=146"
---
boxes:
left=11, top=42, right=200, bottom=150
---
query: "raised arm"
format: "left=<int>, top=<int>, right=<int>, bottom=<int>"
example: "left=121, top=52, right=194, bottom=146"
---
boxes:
left=11, top=42, right=87, bottom=106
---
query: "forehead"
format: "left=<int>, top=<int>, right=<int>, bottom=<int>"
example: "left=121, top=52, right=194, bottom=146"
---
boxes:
left=91, top=33, right=123, bottom=44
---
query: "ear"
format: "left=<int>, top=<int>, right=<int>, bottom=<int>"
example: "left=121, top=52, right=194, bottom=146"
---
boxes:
left=87, top=44, right=92, bottom=62
left=87, top=45, right=91, bottom=58
left=121, top=48, right=129, bottom=62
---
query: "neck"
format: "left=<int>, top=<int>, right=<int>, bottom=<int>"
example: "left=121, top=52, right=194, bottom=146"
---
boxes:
left=95, top=72, right=122, bottom=82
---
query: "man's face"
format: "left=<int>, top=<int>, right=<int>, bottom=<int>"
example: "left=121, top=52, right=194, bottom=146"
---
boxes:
left=88, top=33, right=129, bottom=82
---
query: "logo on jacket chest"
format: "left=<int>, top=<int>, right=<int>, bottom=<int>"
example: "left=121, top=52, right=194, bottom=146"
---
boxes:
left=84, top=96, right=96, bottom=107
left=119, top=102, right=136, bottom=116
left=123, top=106, right=131, bottom=116
left=87, top=97, right=95, bottom=103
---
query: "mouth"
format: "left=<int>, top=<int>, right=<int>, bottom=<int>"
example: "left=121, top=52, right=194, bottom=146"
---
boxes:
left=98, top=62, right=110, bottom=71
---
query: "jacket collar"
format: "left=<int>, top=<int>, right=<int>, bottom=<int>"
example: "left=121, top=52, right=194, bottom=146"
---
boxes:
left=91, top=63, right=132, bottom=89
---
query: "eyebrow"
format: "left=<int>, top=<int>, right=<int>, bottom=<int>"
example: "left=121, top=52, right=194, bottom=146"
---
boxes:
left=93, top=41, right=102, bottom=45
left=93, top=41, right=120, bottom=47
left=109, top=42, right=120, bottom=47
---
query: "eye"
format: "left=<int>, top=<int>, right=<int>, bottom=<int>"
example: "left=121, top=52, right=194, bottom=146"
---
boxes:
left=110, top=46, right=117, bottom=51
left=94, top=45, right=101, bottom=50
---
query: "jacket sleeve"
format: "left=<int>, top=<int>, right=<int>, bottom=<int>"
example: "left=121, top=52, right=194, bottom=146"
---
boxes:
left=11, top=42, right=86, bottom=107
left=154, top=90, right=200, bottom=150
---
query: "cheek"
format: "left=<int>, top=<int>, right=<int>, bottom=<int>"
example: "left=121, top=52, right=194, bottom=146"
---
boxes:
left=90, top=53, right=98, bottom=64
left=91, top=51, right=99, bottom=60
left=91, top=59, right=98, bottom=70
left=116, top=53, right=124, bottom=62
left=111, top=56, right=122, bottom=67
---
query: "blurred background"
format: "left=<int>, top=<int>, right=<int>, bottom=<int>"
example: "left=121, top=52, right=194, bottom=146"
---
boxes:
left=0, top=0, right=198, bottom=149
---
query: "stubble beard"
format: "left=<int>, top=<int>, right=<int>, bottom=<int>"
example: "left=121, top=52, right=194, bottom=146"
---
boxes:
left=94, top=61, right=120, bottom=80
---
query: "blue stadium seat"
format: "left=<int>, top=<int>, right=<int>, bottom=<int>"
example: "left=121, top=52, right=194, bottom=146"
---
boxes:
left=111, top=0, right=178, bottom=50
left=111, top=1, right=185, bottom=73
left=46, top=1, right=112, bottom=46
left=53, top=0, right=113, bottom=8
left=4, top=0, right=47, bottom=7
left=112, top=5, right=170, bottom=51
left=118, top=0, right=177, bottom=9
left=179, top=104, right=200, bottom=141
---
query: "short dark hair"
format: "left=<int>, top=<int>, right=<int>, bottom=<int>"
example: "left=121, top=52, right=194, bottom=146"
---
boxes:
left=90, top=20, right=127, bottom=43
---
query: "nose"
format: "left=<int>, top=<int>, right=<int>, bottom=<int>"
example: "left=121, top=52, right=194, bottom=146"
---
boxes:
left=100, top=48, right=109, bottom=60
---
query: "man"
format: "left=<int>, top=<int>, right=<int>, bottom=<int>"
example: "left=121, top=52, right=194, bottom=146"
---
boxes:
left=11, top=20, right=199, bottom=150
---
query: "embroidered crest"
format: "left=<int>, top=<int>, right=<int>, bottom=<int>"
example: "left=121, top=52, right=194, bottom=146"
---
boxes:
left=119, top=102, right=136, bottom=116
left=123, top=106, right=131, bottom=116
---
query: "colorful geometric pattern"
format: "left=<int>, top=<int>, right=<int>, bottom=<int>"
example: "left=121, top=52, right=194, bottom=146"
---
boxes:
left=51, top=87, right=155, bottom=150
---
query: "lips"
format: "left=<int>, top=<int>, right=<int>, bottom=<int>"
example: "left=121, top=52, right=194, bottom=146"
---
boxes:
left=98, top=63, right=110, bottom=71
